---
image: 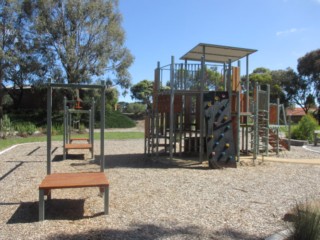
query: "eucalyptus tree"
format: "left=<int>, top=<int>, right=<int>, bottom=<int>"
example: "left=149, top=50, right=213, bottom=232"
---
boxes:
left=130, top=80, right=153, bottom=109
left=28, top=0, right=133, bottom=88
left=297, top=49, right=320, bottom=99
left=0, top=0, right=49, bottom=112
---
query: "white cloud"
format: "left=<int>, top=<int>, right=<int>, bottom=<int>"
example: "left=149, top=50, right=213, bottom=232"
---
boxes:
left=276, top=28, right=305, bottom=36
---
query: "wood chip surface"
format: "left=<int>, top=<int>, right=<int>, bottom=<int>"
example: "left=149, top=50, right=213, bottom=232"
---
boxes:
left=0, top=139, right=319, bottom=240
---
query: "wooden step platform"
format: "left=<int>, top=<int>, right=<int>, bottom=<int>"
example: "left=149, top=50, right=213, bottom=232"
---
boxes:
left=70, top=138, right=90, bottom=142
left=39, top=172, right=109, bottom=221
left=64, top=143, right=93, bottom=160
left=65, top=143, right=92, bottom=149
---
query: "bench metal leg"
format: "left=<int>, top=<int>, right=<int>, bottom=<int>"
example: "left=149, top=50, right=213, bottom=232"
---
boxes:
left=63, top=148, right=67, bottom=160
left=104, top=186, right=109, bottom=215
left=39, top=189, right=45, bottom=221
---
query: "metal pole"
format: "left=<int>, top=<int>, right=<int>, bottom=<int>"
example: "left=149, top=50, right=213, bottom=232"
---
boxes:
left=199, top=56, right=206, bottom=163
left=288, top=113, right=291, bottom=151
left=63, top=97, right=67, bottom=160
left=253, top=83, right=259, bottom=160
left=223, top=63, right=227, bottom=91
left=91, top=98, right=95, bottom=157
left=246, top=55, right=250, bottom=153
left=169, top=56, right=175, bottom=160
left=266, top=84, right=270, bottom=156
left=155, top=61, right=160, bottom=157
left=237, top=60, right=241, bottom=162
left=276, top=98, right=280, bottom=155
left=227, top=59, right=232, bottom=99
left=47, top=81, right=52, bottom=175
left=100, top=81, right=106, bottom=172
left=236, top=91, right=241, bottom=161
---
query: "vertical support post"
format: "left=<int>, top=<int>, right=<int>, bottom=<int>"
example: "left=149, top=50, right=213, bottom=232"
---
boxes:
left=223, top=63, right=227, bottom=91
left=276, top=98, right=280, bottom=155
left=89, top=109, right=92, bottom=144
left=265, top=84, right=270, bottom=156
left=104, top=186, right=109, bottom=214
left=253, top=83, right=259, bottom=160
left=236, top=91, right=241, bottom=162
left=227, top=59, right=232, bottom=98
left=169, top=56, right=175, bottom=160
left=199, top=56, right=205, bottom=163
left=236, top=61, right=241, bottom=162
left=68, top=111, right=71, bottom=143
left=63, top=97, right=67, bottom=160
left=100, top=81, right=106, bottom=172
left=91, top=98, right=95, bottom=157
left=47, top=81, right=52, bottom=175
left=288, top=113, right=291, bottom=151
left=39, top=189, right=45, bottom=221
left=155, top=61, right=160, bottom=157
left=245, top=55, right=250, bottom=153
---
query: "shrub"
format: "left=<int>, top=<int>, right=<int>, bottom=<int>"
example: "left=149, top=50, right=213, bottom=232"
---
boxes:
left=126, top=103, right=146, bottom=116
left=52, top=124, right=64, bottom=135
left=290, top=201, right=320, bottom=240
left=291, top=114, right=318, bottom=142
left=14, top=122, right=37, bottom=137
left=0, top=114, right=13, bottom=138
left=78, top=124, right=86, bottom=133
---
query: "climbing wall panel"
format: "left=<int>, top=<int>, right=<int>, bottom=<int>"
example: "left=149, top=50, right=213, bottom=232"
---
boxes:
left=204, top=91, right=237, bottom=169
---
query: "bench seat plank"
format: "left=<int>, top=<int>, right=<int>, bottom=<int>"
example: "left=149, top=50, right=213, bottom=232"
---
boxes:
left=39, top=172, right=108, bottom=190
left=70, top=138, right=90, bottom=142
left=39, top=172, right=109, bottom=221
left=65, top=143, right=92, bottom=150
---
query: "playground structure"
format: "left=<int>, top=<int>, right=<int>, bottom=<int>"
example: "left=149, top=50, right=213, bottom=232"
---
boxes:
left=145, top=43, right=289, bottom=168
left=38, top=81, right=109, bottom=221
left=63, top=96, right=95, bottom=160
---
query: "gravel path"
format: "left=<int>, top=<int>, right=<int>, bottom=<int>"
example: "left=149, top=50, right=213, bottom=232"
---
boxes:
left=0, top=139, right=319, bottom=240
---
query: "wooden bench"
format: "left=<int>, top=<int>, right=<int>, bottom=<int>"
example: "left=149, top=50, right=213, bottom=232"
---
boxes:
left=64, top=143, right=93, bottom=159
left=39, top=172, right=109, bottom=221
left=65, top=143, right=92, bottom=149
left=70, top=138, right=90, bottom=143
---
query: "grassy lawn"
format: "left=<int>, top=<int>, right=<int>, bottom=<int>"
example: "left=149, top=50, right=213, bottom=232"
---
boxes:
left=0, top=132, right=144, bottom=152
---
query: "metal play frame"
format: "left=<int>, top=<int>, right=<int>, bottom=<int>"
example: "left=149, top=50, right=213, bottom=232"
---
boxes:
left=38, top=81, right=108, bottom=221
left=63, top=97, right=95, bottom=160
left=145, top=43, right=289, bottom=168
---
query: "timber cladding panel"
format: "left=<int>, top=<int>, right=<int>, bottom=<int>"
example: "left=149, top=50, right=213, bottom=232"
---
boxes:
left=155, top=95, right=183, bottom=113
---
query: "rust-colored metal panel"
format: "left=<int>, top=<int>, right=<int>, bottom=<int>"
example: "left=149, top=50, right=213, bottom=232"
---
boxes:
left=157, top=95, right=183, bottom=113
left=269, top=105, right=278, bottom=124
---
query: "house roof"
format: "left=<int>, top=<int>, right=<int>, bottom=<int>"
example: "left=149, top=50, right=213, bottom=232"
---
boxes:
left=286, top=108, right=317, bottom=116
left=180, top=43, right=257, bottom=63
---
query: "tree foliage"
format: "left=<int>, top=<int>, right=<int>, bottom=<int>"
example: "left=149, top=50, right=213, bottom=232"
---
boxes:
left=25, top=0, right=134, bottom=87
left=297, top=49, right=320, bottom=99
left=0, top=0, right=49, bottom=112
left=130, top=79, right=153, bottom=109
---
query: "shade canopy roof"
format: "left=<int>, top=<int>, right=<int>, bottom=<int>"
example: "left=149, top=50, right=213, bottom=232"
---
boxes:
left=180, top=43, right=257, bottom=63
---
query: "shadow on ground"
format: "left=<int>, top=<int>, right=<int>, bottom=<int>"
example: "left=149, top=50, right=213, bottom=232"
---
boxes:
left=46, top=224, right=262, bottom=240
left=52, top=154, right=86, bottom=162
left=6, top=199, right=90, bottom=223
left=91, top=153, right=208, bottom=170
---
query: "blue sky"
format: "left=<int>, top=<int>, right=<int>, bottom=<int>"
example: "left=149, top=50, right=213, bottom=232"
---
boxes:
left=117, top=0, right=320, bottom=102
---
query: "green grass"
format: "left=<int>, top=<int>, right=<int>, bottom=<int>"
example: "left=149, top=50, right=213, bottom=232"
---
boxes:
left=0, top=132, right=144, bottom=151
